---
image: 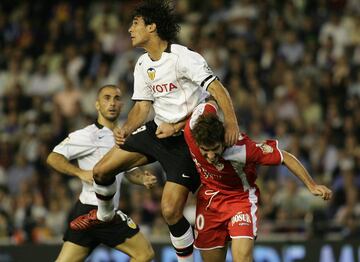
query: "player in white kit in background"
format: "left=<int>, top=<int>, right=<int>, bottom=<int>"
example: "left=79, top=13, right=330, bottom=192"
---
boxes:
left=70, top=1, right=239, bottom=261
left=47, top=85, right=155, bottom=262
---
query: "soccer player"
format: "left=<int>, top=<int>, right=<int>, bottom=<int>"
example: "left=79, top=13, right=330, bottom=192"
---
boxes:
left=183, top=101, right=333, bottom=262
left=70, top=1, right=239, bottom=261
left=47, top=85, right=155, bottom=262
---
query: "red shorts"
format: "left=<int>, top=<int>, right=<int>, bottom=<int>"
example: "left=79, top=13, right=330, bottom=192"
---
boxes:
left=194, top=185, right=259, bottom=250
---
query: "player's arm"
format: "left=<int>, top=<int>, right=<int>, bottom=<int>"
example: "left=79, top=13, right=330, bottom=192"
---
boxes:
left=207, top=79, right=239, bottom=146
left=115, top=100, right=152, bottom=145
left=156, top=99, right=218, bottom=138
left=124, top=168, right=157, bottom=189
left=47, top=152, right=93, bottom=183
left=282, top=150, right=332, bottom=200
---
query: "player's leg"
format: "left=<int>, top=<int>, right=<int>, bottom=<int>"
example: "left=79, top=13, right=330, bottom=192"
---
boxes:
left=55, top=241, right=90, bottom=262
left=94, top=146, right=148, bottom=181
left=97, top=210, right=153, bottom=262
left=157, top=133, right=201, bottom=262
left=93, top=146, right=148, bottom=222
left=60, top=202, right=99, bottom=261
left=231, top=238, right=254, bottom=262
left=227, top=188, right=259, bottom=262
left=161, top=182, right=194, bottom=262
left=113, top=232, right=154, bottom=262
left=200, top=248, right=227, bottom=262
left=194, top=186, right=229, bottom=262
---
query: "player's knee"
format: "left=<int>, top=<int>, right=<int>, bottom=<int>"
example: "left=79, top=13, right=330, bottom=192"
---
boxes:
left=161, top=202, right=183, bottom=224
left=233, top=249, right=252, bottom=262
left=136, top=246, right=155, bottom=262
left=93, top=164, right=111, bottom=184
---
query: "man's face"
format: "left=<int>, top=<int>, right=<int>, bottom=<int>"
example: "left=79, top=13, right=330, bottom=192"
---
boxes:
left=128, top=16, right=150, bottom=47
left=198, top=142, right=225, bottom=165
left=96, top=87, right=122, bottom=121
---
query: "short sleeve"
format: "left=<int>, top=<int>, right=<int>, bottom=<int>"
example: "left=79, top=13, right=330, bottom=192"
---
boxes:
left=179, top=48, right=216, bottom=90
left=246, top=139, right=283, bottom=166
left=53, top=130, right=96, bottom=160
left=132, top=58, right=154, bottom=101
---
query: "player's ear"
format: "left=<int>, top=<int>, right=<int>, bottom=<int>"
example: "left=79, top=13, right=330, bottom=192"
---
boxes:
left=147, top=22, right=157, bottom=33
left=95, top=100, right=100, bottom=111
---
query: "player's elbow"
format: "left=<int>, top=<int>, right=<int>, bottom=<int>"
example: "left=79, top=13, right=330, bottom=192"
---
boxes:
left=46, top=153, right=56, bottom=168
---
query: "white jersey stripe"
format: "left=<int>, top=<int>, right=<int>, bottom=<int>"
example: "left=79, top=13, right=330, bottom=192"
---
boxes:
left=248, top=187, right=258, bottom=237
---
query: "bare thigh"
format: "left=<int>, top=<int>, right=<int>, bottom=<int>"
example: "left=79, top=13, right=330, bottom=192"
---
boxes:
left=56, top=241, right=90, bottom=262
left=94, top=146, right=149, bottom=177
left=114, top=231, right=154, bottom=262
left=161, top=182, right=190, bottom=225
left=200, top=247, right=227, bottom=262
left=231, top=238, right=254, bottom=262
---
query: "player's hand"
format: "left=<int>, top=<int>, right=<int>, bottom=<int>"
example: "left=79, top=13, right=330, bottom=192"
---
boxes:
left=224, top=121, right=240, bottom=146
left=114, top=126, right=129, bottom=146
left=309, top=185, right=333, bottom=201
left=78, top=170, right=93, bottom=183
left=156, top=123, right=176, bottom=139
left=142, top=171, right=157, bottom=189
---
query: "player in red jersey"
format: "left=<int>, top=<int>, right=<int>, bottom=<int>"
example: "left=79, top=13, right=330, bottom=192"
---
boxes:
left=184, top=101, right=332, bottom=262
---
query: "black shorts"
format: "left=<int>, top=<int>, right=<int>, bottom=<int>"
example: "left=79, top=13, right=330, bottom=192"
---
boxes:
left=63, top=201, right=139, bottom=249
left=120, top=121, right=200, bottom=193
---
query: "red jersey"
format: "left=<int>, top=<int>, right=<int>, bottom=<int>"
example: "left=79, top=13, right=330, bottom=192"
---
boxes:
left=184, top=103, right=283, bottom=195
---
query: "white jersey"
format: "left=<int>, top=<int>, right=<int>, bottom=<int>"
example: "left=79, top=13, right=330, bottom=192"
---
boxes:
left=132, top=44, right=216, bottom=125
left=53, top=122, right=123, bottom=206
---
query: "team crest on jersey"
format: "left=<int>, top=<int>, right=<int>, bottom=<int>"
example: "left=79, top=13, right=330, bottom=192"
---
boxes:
left=147, top=67, right=156, bottom=80
left=126, top=217, right=137, bottom=229
left=256, top=142, right=273, bottom=154
left=116, top=210, right=137, bottom=229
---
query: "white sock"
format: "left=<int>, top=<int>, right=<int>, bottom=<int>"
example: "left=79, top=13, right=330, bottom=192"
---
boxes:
left=93, top=180, right=116, bottom=221
left=170, top=226, right=194, bottom=262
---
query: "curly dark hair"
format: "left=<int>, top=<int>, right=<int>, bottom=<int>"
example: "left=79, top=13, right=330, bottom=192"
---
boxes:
left=133, top=0, right=180, bottom=42
left=192, top=114, right=225, bottom=147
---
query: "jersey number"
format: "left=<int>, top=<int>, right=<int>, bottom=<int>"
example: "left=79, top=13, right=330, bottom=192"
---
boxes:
left=132, top=125, right=147, bottom=135
left=196, top=214, right=205, bottom=230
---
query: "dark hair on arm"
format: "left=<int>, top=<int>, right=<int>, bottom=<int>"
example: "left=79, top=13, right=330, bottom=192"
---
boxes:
left=192, top=114, right=225, bottom=147
left=133, top=0, right=180, bottom=42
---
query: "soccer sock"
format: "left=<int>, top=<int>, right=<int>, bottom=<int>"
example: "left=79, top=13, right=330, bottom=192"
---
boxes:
left=93, top=178, right=116, bottom=221
left=169, top=216, right=194, bottom=262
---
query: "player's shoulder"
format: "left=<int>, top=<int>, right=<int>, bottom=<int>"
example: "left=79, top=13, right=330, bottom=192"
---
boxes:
left=170, top=43, right=190, bottom=54
left=135, top=53, right=148, bottom=68
left=194, top=101, right=218, bottom=114
left=189, top=102, right=218, bottom=129
left=170, top=44, right=200, bottom=59
left=222, top=134, right=254, bottom=161
left=69, top=124, right=98, bottom=140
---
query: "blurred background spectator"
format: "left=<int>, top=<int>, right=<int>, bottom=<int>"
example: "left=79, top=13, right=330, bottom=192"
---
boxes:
left=0, top=0, right=359, bottom=244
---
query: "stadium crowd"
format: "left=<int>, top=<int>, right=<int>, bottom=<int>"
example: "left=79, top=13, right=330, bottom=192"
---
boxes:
left=0, top=0, right=359, bottom=244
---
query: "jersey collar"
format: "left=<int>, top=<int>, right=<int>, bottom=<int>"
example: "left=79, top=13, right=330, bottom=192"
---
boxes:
left=95, top=120, right=104, bottom=129
left=165, top=43, right=171, bottom=53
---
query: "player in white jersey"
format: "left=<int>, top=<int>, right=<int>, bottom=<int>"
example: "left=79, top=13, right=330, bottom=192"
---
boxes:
left=47, top=85, right=155, bottom=262
left=70, top=1, right=239, bottom=261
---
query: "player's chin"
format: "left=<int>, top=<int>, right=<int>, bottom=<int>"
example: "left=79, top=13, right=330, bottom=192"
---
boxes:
left=106, top=114, right=119, bottom=121
left=130, top=38, right=137, bottom=46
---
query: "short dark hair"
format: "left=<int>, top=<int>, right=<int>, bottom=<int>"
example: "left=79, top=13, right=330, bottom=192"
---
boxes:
left=133, top=0, right=180, bottom=42
left=192, top=114, right=225, bottom=147
left=97, top=84, right=120, bottom=97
